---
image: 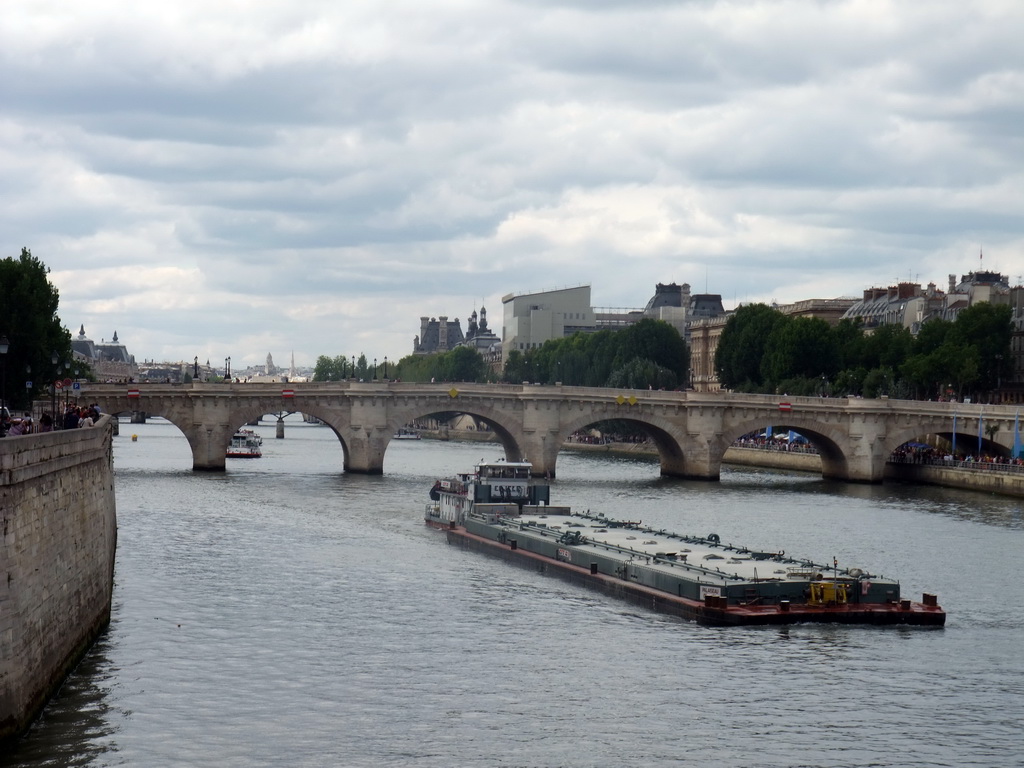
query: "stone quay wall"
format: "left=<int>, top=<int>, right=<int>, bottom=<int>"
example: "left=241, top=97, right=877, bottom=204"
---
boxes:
left=0, top=416, right=118, bottom=743
left=883, top=462, right=1024, bottom=496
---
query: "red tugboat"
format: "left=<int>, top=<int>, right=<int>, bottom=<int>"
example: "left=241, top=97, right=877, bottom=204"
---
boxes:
left=426, top=460, right=945, bottom=627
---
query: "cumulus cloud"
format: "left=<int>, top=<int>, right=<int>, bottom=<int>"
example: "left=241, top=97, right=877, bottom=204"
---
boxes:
left=1, top=0, right=1022, bottom=368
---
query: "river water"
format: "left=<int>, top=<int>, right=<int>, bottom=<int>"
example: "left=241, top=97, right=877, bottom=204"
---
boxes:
left=2, top=417, right=1023, bottom=768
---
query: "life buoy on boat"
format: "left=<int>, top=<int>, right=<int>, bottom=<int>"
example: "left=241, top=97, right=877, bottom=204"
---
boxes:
left=707, top=533, right=720, bottom=544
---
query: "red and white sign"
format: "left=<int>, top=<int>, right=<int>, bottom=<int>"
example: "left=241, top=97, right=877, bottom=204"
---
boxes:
left=778, top=402, right=792, bottom=412
left=127, top=389, right=140, bottom=398
left=282, top=389, right=295, bottom=398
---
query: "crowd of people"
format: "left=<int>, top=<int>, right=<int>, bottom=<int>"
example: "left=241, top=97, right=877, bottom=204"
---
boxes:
left=0, top=403, right=102, bottom=437
left=889, top=443, right=1024, bottom=470
left=567, top=431, right=650, bottom=445
left=732, top=433, right=820, bottom=454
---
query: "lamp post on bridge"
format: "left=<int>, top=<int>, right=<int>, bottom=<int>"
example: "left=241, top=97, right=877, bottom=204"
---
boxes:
left=0, top=335, right=8, bottom=415
left=194, top=356, right=199, bottom=380
left=373, top=358, right=377, bottom=380
left=64, top=360, right=71, bottom=418
left=50, top=351, right=58, bottom=427
left=351, top=355, right=355, bottom=379
left=384, top=356, right=388, bottom=380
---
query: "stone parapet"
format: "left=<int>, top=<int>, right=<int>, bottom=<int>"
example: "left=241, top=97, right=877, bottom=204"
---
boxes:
left=0, top=416, right=118, bottom=743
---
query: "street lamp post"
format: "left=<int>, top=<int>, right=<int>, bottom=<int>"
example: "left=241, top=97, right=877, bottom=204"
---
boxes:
left=50, top=352, right=58, bottom=427
left=194, top=356, right=199, bottom=380
left=996, top=354, right=1003, bottom=402
left=373, top=358, right=377, bottom=380
left=384, top=356, right=388, bottom=380
left=64, top=360, right=71, bottom=417
left=0, top=335, right=8, bottom=413
left=351, top=355, right=355, bottom=379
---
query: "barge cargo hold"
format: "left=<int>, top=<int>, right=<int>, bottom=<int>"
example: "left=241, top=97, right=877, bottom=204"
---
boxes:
left=425, top=460, right=946, bottom=627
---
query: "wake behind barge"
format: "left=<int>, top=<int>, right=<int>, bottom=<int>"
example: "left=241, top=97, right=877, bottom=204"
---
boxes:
left=426, top=460, right=945, bottom=627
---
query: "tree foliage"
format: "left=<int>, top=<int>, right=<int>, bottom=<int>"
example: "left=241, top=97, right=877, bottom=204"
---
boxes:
left=500, top=319, right=689, bottom=389
left=392, top=346, right=490, bottom=383
left=714, top=300, right=1013, bottom=401
left=0, top=248, right=72, bottom=409
left=313, top=355, right=350, bottom=381
left=715, top=304, right=783, bottom=390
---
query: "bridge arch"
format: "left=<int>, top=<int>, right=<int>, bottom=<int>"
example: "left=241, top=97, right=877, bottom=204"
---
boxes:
left=880, top=416, right=1010, bottom=461
left=385, top=401, right=526, bottom=465
left=554, top=411, right=688, bottom=478
left=717, top=416, right=850, bottom=481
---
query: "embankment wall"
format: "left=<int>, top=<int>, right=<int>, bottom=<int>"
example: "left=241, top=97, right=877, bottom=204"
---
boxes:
left=0, top=416, right=118, bottom=743
left=883, top=462, right=1024, bottom=496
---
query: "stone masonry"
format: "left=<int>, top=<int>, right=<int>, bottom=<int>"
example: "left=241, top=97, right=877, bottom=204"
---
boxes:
left=0, top=417, right=117, bottom=743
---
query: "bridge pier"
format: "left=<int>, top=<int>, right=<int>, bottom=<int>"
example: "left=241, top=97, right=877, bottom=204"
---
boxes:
left=188, top=425, right=230, bottom=471
left=521, top=430, right=561, bottom=478
left=343, top=432, right=386, bottom=475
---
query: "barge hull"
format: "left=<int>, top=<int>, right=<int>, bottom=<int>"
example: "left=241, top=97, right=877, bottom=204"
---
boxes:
left=438, top=523, right=946, bottom=627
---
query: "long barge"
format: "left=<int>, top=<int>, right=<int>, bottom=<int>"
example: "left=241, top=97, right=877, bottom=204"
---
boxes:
left=425, top=460, right=945, bottom=627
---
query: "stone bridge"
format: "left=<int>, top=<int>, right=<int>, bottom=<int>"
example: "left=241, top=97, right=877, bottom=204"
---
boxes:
left=79, top=381, right=1003, bottom=482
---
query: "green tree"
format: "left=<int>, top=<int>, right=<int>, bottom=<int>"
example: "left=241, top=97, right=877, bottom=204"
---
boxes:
left=618, top=319, right=689, bottom=383
left=950, top=302, right=1012, bottom=393
left=0, top=248, right=72, bottom=410
left=715, top=303, right=784, bottom=390
left=861, top=323, right=913, bottom=370
left=500, top=320, right=687, bottom=389
left=760, top=316, right=838, bottom=387
left=313, top=354, right=350, bottom=381
left=442, top=346, right=487, bottom=381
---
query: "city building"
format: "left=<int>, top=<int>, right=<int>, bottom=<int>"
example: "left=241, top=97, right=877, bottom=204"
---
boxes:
left=71, top=326, right=138, bottom=381
left=414, top=315, right=464, bottom=355
left=501, top=285, right=597, bottom=360
left=688, top=314, right=730, bottom=393
left=459, top=307, right=502, bottom=370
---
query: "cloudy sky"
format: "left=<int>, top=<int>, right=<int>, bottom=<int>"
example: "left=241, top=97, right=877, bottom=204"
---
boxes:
left=2, top=1, right=1022, bottom=370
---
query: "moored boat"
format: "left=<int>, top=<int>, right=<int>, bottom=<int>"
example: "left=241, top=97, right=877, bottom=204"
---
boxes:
left=227, top=428, right=262, bottom=458
left=393, top=427, right=421, bottom=440
left=425, top=460, right=945, bottom=627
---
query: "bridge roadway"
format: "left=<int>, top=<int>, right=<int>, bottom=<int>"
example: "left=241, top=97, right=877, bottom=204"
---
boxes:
left=79, top=381, right=1000, bottom=482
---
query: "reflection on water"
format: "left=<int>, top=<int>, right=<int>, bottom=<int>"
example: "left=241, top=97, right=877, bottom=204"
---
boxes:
left=3, top=418, right=1023, bottom=768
